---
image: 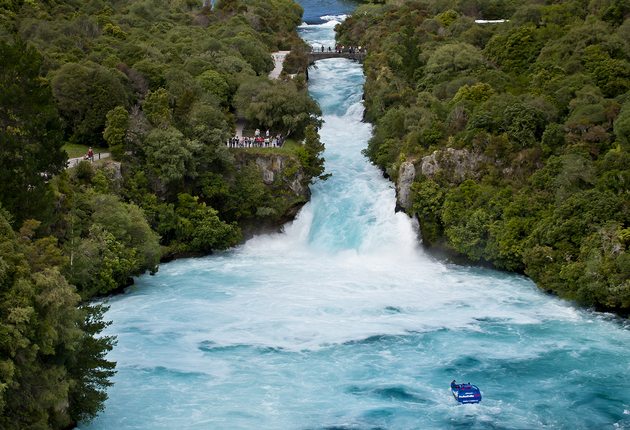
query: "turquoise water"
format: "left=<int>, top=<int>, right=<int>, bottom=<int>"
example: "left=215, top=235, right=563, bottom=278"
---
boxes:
left=82, top=17, right=630, bottom=430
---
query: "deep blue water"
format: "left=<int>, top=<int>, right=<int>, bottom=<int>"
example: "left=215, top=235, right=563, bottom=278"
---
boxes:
left=299, top=0, right=359, bottom=24
left=81, top=6, right=630, bottom=430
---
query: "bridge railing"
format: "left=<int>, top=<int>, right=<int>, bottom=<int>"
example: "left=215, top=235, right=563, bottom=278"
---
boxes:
left=310, top=48, right=365, bottom=53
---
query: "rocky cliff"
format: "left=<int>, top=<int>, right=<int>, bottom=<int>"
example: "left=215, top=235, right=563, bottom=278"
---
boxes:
left=234, top=152, right=311, bottom=239
left=396, top=148, right=486, bottom=212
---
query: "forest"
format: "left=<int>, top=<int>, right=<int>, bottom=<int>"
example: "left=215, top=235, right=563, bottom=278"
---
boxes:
left=0, top=0, right=324, bottom=427
left=337, top=0, right=630, bottom=313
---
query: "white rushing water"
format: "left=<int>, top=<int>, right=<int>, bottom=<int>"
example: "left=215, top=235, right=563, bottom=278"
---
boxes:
left=83, top=17, right=630, bottom=430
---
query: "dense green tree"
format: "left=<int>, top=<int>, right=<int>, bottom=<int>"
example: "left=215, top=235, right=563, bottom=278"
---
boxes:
left=0, top=37, right=66, bottom=226
left=484, top=26, right=541, bottom=74
left=197, top=69, right=231, bottom=105
left=103, top=106, right=130, bottom=160
left=337, top=2, right=630, bottom=312
left=424, top=42, right=484, bottom=82
left=144, top=127, right=196, bottom=183
left=143, top=88, right=172, bottom=127
left=66, top=303, right=117, bottom=425
left=295, top=125, right=330, bottom=183
left=0, top=208, right=116, bottom=429
left=52, top=63, right=132, bottom=145
left=0, top=0, right=323, bottom=426
left=242, top=80, right=322, bottom=136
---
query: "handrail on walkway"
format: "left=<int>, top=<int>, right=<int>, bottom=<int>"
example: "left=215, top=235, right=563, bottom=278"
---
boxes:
left=227, top=131, right=286, bottom=149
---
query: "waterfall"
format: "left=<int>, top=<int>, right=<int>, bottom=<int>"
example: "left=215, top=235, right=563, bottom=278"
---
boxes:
left=82, top=16, right=630, bottom=430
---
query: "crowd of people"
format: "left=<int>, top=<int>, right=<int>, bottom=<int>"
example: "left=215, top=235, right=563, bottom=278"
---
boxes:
left=311, top=45, right=365, bottom=54
left=227, top=129, right=285, bottom=149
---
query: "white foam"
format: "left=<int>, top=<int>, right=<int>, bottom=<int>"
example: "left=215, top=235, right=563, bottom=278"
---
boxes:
left=320, top=14, right=348, bottom=21
left=84, top=17, right=630, bottom=430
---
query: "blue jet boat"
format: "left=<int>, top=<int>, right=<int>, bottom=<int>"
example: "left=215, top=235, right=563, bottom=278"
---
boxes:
left=451, top=381, right=482, bottom=404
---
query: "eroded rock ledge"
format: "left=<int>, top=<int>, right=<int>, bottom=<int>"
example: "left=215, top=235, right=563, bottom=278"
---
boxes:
left=396, top=148, right=486, bottom=212
left=234, top=152, right=311, bottom=240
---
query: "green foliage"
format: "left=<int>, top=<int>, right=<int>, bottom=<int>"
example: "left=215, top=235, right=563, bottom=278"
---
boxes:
left=239, top=80, right=322, bottom=137
left=144, top=127, right=196, bottom=183
left=143, top=88, right=172, bottom=127
left=0, top=0, right=324, bottom=423
left=602, top=0, right=630, bottom=25
left=75, top=160, right=95, bottom=184
left=0, top=209, right=116, bottom=429
left=197, top=70, right=230, bottom=105
left=614, top=102, right=630, bottom=150
left=340, top=0, right=630, bottom=312
left=484, top=26, right=541, bottom=74
left=52, top=63, right=132, bottom=146
left=424, top=42, right=484, bottom=83
left=0, top=37, right=66, bottom=226
left=411, top=179, right=445, bottom=244
left=103, top=106, right=129, bottom=160
left=66, top=303, right=117, bottom=425
left=156, top=193, right=241, bottom=252
left=453, top=83, right=494, bottom=103
left=436, top=9, right=459, bottom=27
left=503, top=103, right=545, bottom=149
left=294, top=125, right=330, bottom=183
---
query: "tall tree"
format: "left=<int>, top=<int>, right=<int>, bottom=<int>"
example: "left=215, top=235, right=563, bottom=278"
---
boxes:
left=295, top=125, right=330, bottom=183
left=0, top=37, right=66, bottom=226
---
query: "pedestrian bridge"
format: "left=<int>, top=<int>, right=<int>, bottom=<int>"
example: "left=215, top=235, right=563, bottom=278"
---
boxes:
left=307, top=52, right=367, bottom=63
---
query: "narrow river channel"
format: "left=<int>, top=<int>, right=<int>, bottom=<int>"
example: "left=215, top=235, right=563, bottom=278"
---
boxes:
left=82, top=5, right=630, bottom=430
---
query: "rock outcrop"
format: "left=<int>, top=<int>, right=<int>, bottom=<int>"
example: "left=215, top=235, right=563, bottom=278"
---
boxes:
left=234, top=152, right=311, bottom=239
left=396, top=161, right=416, bottom=212
left=253, top=155, right=309, bottom=199
left=420, top=148, right=486, bottom=183
left=396, top=148, right=487, bottom=213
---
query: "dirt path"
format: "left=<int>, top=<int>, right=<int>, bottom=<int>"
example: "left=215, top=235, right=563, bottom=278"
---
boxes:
left=269, top=51, right=290, bottom=79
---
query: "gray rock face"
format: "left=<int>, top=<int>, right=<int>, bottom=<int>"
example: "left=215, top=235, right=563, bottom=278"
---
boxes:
left=255, top=156, right=281, bottom=185
left=252, top=156, right=308, bottom=198
left=420, top=148, right=485, bottom=183
left=396, top=161, right=416, bottom=211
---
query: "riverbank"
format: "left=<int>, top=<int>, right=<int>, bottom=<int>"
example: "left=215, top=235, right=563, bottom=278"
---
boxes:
left=82, top=14, right=630, bottom=430
left=337, top=3, right=630, bottom=315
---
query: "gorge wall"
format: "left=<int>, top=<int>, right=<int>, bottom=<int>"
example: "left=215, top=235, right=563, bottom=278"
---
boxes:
left=233, top=152, right=311, bottom=240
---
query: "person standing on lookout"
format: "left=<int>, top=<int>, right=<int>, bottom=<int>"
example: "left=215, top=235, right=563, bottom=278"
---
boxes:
left=266, top=129, right=270, bottom=138
left=88, top=147, right=94, bottom=162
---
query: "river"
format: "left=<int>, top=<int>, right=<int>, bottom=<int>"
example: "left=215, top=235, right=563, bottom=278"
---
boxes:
left=82, top=3, right=630, bottom=429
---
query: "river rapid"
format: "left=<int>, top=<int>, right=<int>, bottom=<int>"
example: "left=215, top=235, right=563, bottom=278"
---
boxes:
left=81, top=6, right=630, bottom=430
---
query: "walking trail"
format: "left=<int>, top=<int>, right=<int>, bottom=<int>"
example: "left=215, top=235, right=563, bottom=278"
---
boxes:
left=269, top=51, right=290, bottom=79
left=234, top=51, right=290, bottom=139
left=66, top=152, right=111, bottom=169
